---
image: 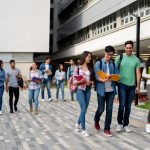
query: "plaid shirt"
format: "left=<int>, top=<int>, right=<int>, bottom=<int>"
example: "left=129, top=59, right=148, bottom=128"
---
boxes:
left=73, top=66, right=91, bottom=90
left=28, top=70, right=43, bottom=90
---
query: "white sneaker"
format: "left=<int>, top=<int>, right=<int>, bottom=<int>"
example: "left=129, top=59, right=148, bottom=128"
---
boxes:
left=0, top=111, right=2, bottom=115
left=82, top=130, right=89, bottom=137
left=146, top=124, right=150, bottom=134
left=42, top=99, right=45, bottom=102
left=116, top=124, right=123, bottom=132
left=48, top=98, right=53, bottom=102
left=75, top=122, right=81, bottom=132
left=124, top=126, right=132, bottom=133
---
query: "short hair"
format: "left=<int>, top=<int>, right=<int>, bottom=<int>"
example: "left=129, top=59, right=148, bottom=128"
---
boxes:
left=105, top=46, right=115, bottom=54
left=45, top=57, right=50, bottom=60
left=9, top=59, right=15, bottom=64
left=125, top=40, right=134, bottom=47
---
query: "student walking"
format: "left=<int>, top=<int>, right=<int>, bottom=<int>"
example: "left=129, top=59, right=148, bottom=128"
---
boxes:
left=67, top=59, right=77, bottom=100
left=6, top=60, right=22, bottom=113
left=0, top=60, right=6, bottom=115
left=39, top=57, right=53, bottom=102
left=74, top=51, right=94, bottom=137
left=28, top=62, right=42, bottom=115
left=55, top=64, right=66, bottom=101
left=94, top=46, right=118, bottom=137
left=115, top=41, right=141, bottom=132
left=142, top=58, right=150, bottom=133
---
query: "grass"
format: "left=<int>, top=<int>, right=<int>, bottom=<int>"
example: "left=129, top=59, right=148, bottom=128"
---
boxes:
left=137, top=101, right=150, bottom=110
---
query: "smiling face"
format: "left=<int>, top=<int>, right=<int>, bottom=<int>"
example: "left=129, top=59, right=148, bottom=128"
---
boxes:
left=125, top=44, right=133, bottom=56
left=105, top=52, right=114, bottom=62
left=85, top=53, right=92, bottom=64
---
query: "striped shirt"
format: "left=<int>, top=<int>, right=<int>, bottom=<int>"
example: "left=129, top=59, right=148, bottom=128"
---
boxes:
left=28, top=70, right=43, bottom=90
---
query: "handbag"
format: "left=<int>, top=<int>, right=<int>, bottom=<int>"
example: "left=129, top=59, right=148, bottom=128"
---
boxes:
left=69, top=76, right=77, bottom=92
left=18, top=77, right=24, bottom=88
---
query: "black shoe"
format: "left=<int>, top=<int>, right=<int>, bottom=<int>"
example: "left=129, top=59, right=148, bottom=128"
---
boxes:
left=14, top=105, right=17, bottom=111
left=10, top=110, right=13, bottom=113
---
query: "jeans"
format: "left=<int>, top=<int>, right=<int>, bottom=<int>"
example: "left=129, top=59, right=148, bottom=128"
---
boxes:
left=0, top=86, right=4, bottom=111
left=76, top=87, right=91, bottom=130
left=9, top=87, right=19, bottom=112
left=41, top=78, right=51, bottom=99
left=56, top=81, right=64, bottom=100
left=70, top=90, right=75, bottom=100
left=146, top=84, right=150, bottom=122
left=117, top=83, right=135, bottom=126
left=29, top=88, right=40, bottom=109
left=94, top=92, right=115, bottom=130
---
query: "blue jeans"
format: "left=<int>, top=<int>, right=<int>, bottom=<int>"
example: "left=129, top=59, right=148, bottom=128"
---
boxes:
left=117, top=83, right=135, bottom=126
left=70, top=90, right=75, bottom=100
left=0, top=86, right=4, bottom=111
left=29, top=88, right=40, bottom=109
left=41, top=79, right=51, bottom=99
left=56, top=81, right=64, bottom=100
left=76, top=87, right=91, bottom=130
left=94, top=92, right=115, bottom=130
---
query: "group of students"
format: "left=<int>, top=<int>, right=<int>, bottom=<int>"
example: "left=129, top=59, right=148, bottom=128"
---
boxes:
left=0, top=40, right=150, bottom=137
left=71, top=40, right=149, bottom=137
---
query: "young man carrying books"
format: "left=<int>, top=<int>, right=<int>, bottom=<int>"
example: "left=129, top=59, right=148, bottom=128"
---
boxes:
left=94, top=46, right=119, bottom=137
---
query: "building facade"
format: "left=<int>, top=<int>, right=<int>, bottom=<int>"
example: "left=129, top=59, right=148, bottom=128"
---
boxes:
left=53, top=0, right=150, bottom=61
left=0, top=0, right=51, bottom=75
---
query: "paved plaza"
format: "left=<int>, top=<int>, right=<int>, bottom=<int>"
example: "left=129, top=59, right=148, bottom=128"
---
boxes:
left=0, top=88, right=150, bottom=150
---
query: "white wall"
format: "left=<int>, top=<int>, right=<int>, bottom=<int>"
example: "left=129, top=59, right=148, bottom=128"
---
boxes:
left=0, top=0, right=50, bottom=52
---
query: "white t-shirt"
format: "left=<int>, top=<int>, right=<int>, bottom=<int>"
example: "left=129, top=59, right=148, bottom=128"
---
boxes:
left=104, top=64, right=113, bottom=92
left=44, top=64, right=49, bottom=79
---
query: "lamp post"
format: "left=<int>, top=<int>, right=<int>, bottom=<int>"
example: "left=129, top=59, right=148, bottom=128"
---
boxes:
left=131, top=14, right=141, bottom=105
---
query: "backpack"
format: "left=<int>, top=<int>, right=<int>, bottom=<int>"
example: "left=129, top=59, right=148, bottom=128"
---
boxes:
left=69, top=67, right=79, bottom=92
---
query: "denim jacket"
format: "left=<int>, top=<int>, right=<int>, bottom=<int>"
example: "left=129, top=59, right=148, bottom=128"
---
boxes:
left=94, top=58, right=119, bottom=96
left=55, top=70, right=66, bottom=84
left=0, top=69, right=5, bottom=87
left=39, top=63, right=52, bottom=81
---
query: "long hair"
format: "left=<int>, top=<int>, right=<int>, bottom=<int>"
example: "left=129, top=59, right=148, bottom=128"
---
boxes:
left=0, top=60, right=3, bottom=70
left=58, top=64, right=64, bottom=72
left=146, top=57, right=150, bottom=73
left=79, top=51, right=94, bottom=80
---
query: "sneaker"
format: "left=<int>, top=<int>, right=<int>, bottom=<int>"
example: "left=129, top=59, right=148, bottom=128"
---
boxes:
left=48, top=98, right=53, bottom=102
left=116, top=124, right=123, bottom=132
left=82, top=130, right=89, bottom=137
left=104, top=129, right=113, bottom=137
left=0, top=111, right=2, bottom=115
left=94, top=122, right=100, bottom=131
left=146, top=124, right=150, bottom=134
left=75, top=122, right=81, bottom=132
left=124, top=126, right=132, bottom=133
left=42, top=99, right=45, bottom=102
left=63, top=99, right=66, bottom=102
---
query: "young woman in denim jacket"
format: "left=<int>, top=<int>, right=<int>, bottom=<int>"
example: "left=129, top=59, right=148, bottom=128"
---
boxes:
left=55, top=64, right=66, bottom=101
left=74, top=51, right=94, bottom=137
left=0, top=60, right=6, bottom=115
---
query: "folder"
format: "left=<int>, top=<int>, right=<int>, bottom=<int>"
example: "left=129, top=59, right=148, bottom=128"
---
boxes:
left=74, top=75, right=83, bottom=81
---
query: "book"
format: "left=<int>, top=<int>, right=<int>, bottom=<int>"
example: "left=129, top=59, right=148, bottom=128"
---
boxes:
left=74, top=75, right=83, bottom=81
left=97, top=70, right=120, bottom=82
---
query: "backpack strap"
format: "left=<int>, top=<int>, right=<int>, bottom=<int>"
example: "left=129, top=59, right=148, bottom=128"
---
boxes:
left=77, top=67, right=79, bottom=75
left=99, top=60, right=102, bottom=70
left=118, top=54, right=123, bottom=70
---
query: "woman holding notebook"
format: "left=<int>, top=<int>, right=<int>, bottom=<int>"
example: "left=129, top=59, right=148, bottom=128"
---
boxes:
left=74, top=51, right=94, bottom=137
